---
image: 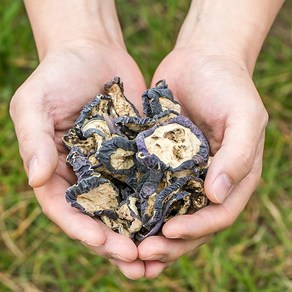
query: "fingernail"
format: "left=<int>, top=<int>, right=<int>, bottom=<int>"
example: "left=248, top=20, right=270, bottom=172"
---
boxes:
left=28, top=156, right=38, bottom=187
left=212, top=174, right=233, bottom=203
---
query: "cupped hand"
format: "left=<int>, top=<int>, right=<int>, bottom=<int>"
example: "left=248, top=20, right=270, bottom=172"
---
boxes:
left=10, top=39, right=147, bottom=279
left=138, top=48, right=268, bottom=277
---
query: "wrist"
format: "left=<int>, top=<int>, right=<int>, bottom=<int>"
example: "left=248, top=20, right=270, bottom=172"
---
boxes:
left=24, top=0, right=125, bottom=60
left=175, top=0, right=284, bottom=74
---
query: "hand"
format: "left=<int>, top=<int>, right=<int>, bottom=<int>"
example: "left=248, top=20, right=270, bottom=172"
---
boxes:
left=10, top=39, right=147, bottom=279
left=138, top=48, right=268, bottom=277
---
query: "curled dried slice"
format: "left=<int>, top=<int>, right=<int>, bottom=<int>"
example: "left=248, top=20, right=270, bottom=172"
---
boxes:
left=136, top=115, right=209, bottom=172
left=104, top=77, right=140, bottom=118
left=113, top=110, right=178, bottom=139
left=142, top=176, right=191, bottom=228
left=81, top=115, right=111, bottom=140
left=136, top=191, right=192, bottom=241
left=62, top=128, right=104, bottom=156
left=98, top=136, right=137, bottom=174
left=66, top=146, right=95, bottom=182
left=75, top=95, right=111, bottom=130
left=66, top=176, right=119, bottom=217
left=142, top=80, right=181, bottom=118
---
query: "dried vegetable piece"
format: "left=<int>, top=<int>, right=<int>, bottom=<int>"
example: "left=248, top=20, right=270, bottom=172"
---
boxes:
left=63, top=77, right=210, bottom=241
left=142, top=80, right=181, bottom=117
left=75, top=95, right=111, bottom=130
left=62, top=128, right=104, bottom=156
left=104, top=77, right=140, bottom=118
left=66, top=176, right=119, bottom=217
left=113, top=110, right=178, bottom=139
left=136, top=115, right=209, bottom=173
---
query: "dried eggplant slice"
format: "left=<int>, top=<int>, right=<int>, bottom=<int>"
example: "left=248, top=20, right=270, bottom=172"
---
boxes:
left=136, top=191, right=192, bottom=241
left=183, top=177, right=209, bottom=210
left=136, top=115, right=209, bottom=172
left=142, top=176, right=191, bottom=228
left=75, top=95, right=111, bottom=130
left=81, top=115, right=111, bottom=140
left=63, top=128, right=104, bottom=155
left=104, top=77, right=140, bottom=118
left=66, top=176, right=119, bottom=217
left=98, top=136, right=137, bottom=174
left=113, top=110, right=178, bottom=139
left=142, top=80, right=181, bottom=118
left=66, top=146, right=95, bottom=182
left=116, top=195, right=142, bottom=237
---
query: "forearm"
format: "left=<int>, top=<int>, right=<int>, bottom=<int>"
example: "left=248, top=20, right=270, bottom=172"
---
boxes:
left=176, top=0, right=284, bottom=73
left=24, top=0, right=125, bottom=60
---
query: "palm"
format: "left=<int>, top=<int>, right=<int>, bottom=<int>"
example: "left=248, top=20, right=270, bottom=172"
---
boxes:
left=11, top=42, right=147, bottom=274
left=137, top=48, right=268, bottom=277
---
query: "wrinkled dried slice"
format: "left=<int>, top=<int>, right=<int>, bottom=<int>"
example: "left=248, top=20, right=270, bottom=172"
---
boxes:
left=81, top=115, right=111, bottom=140
left=116, top=196, right=142, bottom=236
left=104, top=77, right=140, bottom=118
left=66, top=176, right=119, bottom=217
left=63, top=128, right=104, bottom=156
left=75, top=95, right=111, bottom=130
left=183, top=177, right=209, bottom=210
left=142, top=80, right=181, bottom=118
left=136, top=191, right=192, bottom=241
left=113, top=110, right=178, bottom=139
left=137, top=169, right=164, bottom=198
left=100, top=195, right=141, bottom=238
left=98, top=136, right=137, bottom=174
left=66, top=146, right=95, bottom=181
left=142, top=176, right=191, bottom=228
left=136, top=115, right=209, bottom=172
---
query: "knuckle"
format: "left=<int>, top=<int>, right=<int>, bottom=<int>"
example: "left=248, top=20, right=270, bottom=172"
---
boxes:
left=237, top=149, right=254, bottom=175
left=219, top=206, right=237, bottom=229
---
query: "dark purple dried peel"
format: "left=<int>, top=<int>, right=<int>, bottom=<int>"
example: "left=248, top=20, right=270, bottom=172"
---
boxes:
left=142, top=80, right=181, bottom=118
left=104, top=77, right=140, bottom=118
left=63, top=77, right=210, bottom=241
left=66, top=146, right=95, bottom=182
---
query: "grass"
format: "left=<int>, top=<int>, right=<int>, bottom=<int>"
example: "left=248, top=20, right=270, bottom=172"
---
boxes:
left=0, top=0, right=291, bottom=291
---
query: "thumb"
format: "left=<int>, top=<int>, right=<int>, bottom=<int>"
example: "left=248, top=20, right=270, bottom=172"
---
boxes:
left=10, top=88, right=58, bottom=188
left=204, top=120, right=261, bottom=203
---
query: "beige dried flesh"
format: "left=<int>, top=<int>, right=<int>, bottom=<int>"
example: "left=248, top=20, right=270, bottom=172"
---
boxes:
left=110, top=148, right=135, bottom=170
left=76, top=183, right=118, bottom=215
left=108, top=84, right=137, bottom=117
left=159, top=97, right=181, bottom=113
left=144, top=123, right=202, bottom=169
left=82, top=119, right=111, bottom=139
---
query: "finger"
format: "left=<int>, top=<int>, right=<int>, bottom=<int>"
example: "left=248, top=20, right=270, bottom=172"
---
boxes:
left=139, top=235, right=211, bottom=263
left=10, top=87, right=58, bottom=188
left=144, top=261, right=173, bottom=279
left=204, top=121, right=266, bottom=203
left=82, top=221, right=138, bottom=262
left=35, top=174, right=138, bottom=262
left=163, top=155, right=262, bottom=240
left=109, top=259, right=145, bottom=280
left=35, top=174, right=106, bottom=246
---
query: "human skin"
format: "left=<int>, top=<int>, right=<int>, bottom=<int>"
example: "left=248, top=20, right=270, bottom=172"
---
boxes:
left=138, top=0, right=284, bottom=278
left=10, top=0, right=284, bottom=280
